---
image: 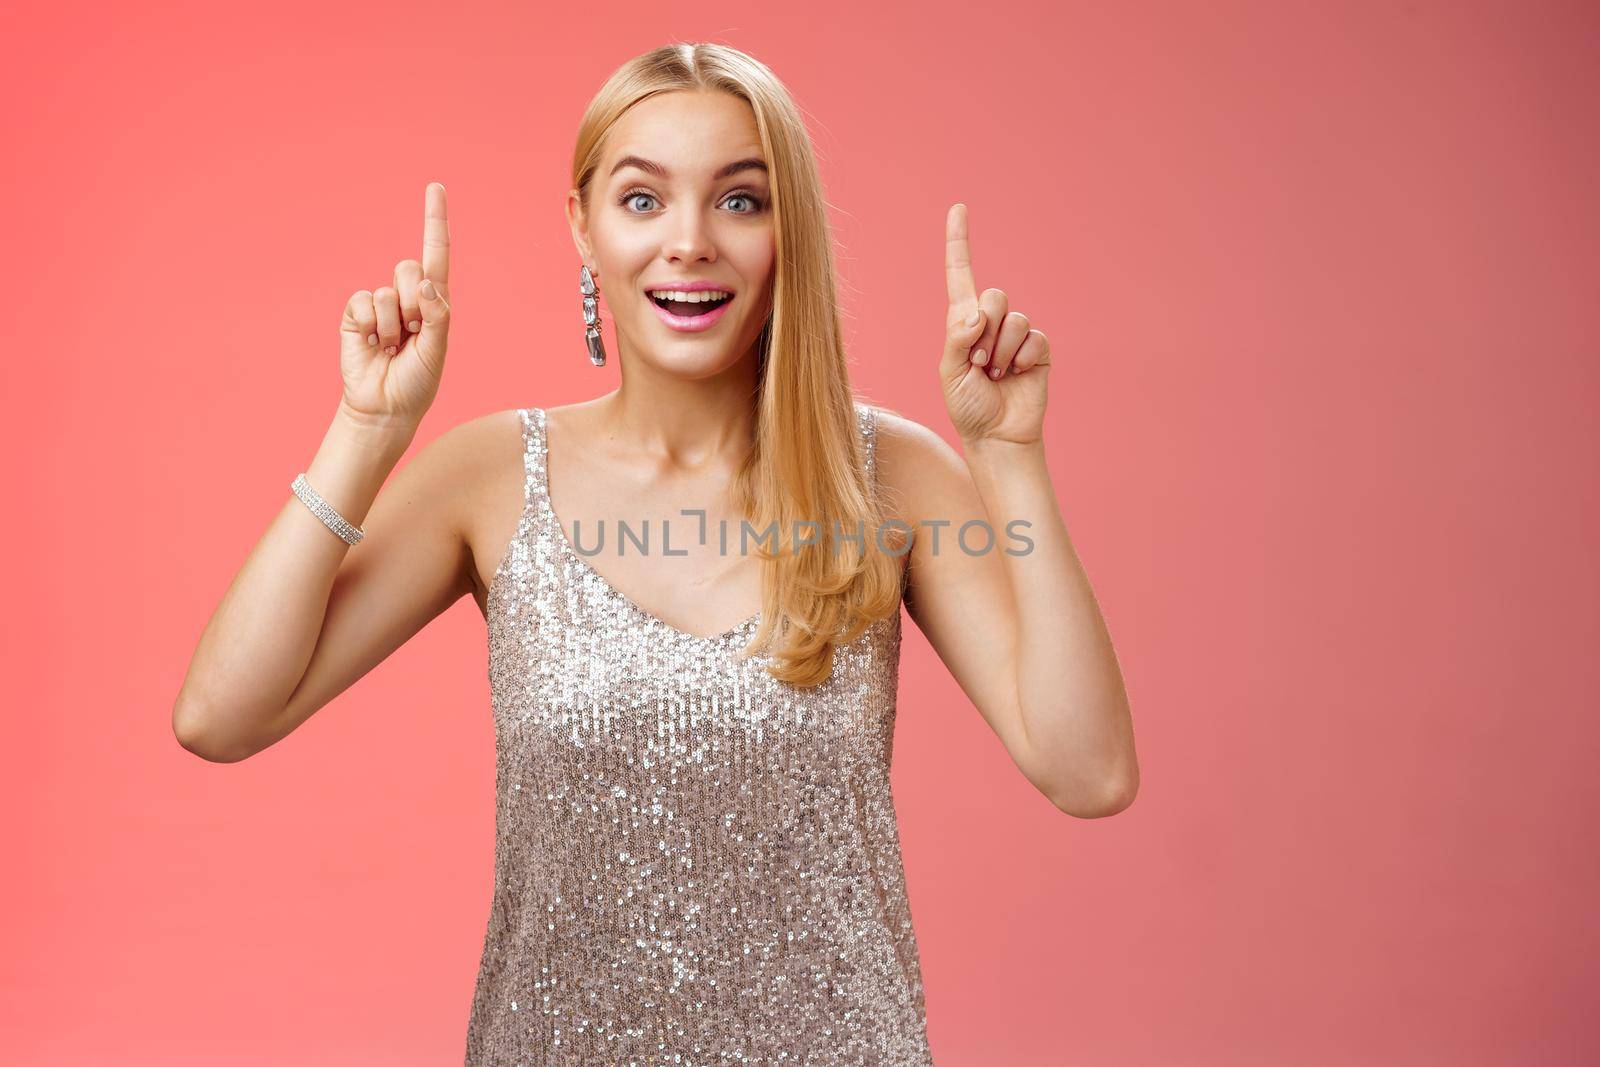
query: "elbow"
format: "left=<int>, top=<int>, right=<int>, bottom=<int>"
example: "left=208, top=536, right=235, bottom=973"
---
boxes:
left=172, top=699, right=254, bottom=764
left=1047, top=772, right=1139, bottom=820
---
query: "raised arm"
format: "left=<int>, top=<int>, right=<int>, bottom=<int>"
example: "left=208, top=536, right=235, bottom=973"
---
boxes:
left=881, top=203, right=1138, bottom=819
left=172, top=182, right=466, bottom=762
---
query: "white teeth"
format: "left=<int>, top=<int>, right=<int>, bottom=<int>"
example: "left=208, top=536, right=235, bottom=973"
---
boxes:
left=647, top=289, right=732, bottom=303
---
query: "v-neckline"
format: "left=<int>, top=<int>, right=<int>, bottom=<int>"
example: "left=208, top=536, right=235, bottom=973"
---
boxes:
left=534, top=407, right=763, bottom=644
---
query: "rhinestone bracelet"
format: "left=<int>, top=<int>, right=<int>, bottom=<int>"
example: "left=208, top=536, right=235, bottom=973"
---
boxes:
left=290, top=472, right=365, bottom=545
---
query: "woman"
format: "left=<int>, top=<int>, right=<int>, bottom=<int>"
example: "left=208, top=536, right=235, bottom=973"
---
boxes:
left=173, top=42, right=1138, bottom=1065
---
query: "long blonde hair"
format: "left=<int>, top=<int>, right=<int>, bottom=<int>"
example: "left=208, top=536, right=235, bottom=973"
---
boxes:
left=571, top=42, right=906, bottom=686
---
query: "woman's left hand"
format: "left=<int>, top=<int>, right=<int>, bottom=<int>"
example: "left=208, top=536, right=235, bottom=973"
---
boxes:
left=938, top=203, right=1052, bottom=446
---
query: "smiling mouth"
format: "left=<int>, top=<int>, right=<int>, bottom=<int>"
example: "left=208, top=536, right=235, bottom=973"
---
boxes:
left=648, top=291, right=735, bottom=317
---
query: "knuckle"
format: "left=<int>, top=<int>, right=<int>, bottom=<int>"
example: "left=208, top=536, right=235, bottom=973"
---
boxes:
left=396, top=258, right=421, bottom=273
left=373, top=286, right=397, bottom=302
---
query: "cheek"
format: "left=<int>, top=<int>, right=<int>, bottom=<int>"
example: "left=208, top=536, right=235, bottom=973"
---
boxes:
left=729, top=233, right=776, bottom=298
left=590, top=224, right=655, bottom=280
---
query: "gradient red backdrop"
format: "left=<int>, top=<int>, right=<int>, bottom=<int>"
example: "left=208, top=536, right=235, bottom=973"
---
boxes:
left=4, top=1, right=1597, bottom=1063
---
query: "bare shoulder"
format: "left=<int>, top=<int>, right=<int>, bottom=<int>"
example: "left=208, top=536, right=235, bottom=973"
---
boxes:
left=406, top=407, right=523, bottom=500
left=428, top=406, right=524, bottom=468
left=866, top=404, right=970, bottom=525
left=401, top=408, right=527, bottom=603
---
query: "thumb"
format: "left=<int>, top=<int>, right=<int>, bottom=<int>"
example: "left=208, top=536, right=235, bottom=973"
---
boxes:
left=414, top=277, right=452, bottom=374
left=940, top=306, right=987, bottom=381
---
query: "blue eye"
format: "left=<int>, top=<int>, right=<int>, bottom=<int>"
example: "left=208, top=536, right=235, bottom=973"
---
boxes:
left=617, top=187, right=767, bottom=216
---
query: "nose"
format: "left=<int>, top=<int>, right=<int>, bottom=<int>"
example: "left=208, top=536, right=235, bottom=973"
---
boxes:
left=663, top=206, right=718, bottom=265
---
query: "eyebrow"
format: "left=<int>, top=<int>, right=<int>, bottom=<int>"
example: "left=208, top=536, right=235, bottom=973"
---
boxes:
left=608, top=155, right=769, bottom=181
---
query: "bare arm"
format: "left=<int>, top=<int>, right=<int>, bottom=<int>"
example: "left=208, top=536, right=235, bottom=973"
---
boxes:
left=883, top=416, right=1135, bottom=819
left=885, top=203, right=1137, bottom=819
left=172, top=181, right=462, bottom=762
left=171, top=407, right=481, bottom=762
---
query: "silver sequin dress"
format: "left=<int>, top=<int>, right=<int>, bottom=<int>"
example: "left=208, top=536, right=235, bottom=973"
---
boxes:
left=466, top=404, right=934, bottom=1065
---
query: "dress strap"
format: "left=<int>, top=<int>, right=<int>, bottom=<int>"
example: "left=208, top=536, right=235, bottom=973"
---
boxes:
left=524, top=406, right=549, bottom=503
left=507, top=407, right=552, bottom=555
left=856, top=402, right=879, bottom=493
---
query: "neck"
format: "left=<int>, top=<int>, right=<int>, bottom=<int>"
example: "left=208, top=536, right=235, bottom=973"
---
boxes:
left=597, top=343, right=763, bottom=470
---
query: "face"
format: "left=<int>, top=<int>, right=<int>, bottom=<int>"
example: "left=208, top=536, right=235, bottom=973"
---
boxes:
left=569, top=90, right=776, bottom=378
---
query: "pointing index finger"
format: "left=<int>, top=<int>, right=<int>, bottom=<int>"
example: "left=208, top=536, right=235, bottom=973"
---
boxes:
left=945, top=203, right=977, bottom=309
left=422, top=182, right=450, bottom=290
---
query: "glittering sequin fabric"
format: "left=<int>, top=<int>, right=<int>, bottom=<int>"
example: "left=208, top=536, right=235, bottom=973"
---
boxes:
left=466, top=404, right=933, bottom=1066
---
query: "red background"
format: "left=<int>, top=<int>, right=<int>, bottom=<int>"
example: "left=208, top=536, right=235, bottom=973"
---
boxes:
left=4, top=1, right=1597, bottom=1063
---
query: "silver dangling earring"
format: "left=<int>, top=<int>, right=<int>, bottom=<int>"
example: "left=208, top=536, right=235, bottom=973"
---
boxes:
left=580, top=264, right=606, bottom=367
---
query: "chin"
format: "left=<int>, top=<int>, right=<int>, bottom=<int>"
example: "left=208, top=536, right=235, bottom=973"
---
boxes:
left=655, top=350, right=750, bottom=380
left=624, top=325, right=760, bottom=375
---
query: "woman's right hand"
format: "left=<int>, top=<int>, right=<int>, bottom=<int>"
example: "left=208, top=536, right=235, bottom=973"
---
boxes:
left=337, top=182, right=453, bottom=432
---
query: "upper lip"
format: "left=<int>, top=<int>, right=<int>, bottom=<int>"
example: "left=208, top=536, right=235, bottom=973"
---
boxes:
left=643, top=281, right=734, bottom=293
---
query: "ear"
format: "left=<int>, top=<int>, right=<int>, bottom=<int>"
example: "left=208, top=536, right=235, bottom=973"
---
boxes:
left=566, top=188, right=596, bottom=272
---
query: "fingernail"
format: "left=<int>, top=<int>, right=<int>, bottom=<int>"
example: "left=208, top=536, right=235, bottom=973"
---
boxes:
left=972, top=348, right=988, bottom=366
left=367, top=333, right=378, bottom=346
left=408, top=321, right=421, bottom=332
left=989, top=366, right=1002, bottom=379
left=385, top=344, right=397, bottom=355
left=966, top=311, right=981, bottom=327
